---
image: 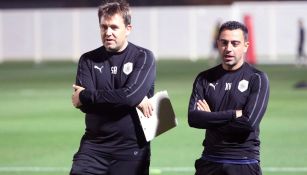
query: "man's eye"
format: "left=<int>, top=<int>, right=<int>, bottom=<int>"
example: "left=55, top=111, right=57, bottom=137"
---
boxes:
left=100, top=25, right=107, bottom=30
left=221, top=41, right=228, bottom=46
left=110, top=25, right=119, bottom=30
left=231, top=41, right=240, bottom=47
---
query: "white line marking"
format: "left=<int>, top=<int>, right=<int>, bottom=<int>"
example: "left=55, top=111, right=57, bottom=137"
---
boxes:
left=0, top=166, right=307, bottom=173
left=0, top=167, right=68, bottom=172
left=263, top=167, right=307, bottom=172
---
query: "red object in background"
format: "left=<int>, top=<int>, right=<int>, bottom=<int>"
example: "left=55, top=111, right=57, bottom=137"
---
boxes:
left=244, top=14, right=256, bottom=65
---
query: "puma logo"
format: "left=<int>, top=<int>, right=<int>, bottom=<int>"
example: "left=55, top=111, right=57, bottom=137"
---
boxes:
left=209, top=83, right=218, bottom=90
left=94, top=65, right=104, bottom=73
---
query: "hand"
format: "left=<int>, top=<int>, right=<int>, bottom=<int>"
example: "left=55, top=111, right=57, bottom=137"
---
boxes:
left=137, top=96, right=153, bottom=118
left=196, top=99, right=211, bottom=112
left=72, top=84, right=85, bottom=108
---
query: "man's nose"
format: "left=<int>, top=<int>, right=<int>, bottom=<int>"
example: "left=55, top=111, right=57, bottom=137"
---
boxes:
left=105, top=27, right=112, bottom=36
left=225, top=43, right=233, bottom=51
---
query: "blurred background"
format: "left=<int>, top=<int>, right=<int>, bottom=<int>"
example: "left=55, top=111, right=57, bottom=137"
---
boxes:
left=0, top=0, right=307, bottom=63
left=0, top=0, right=307, bottom=175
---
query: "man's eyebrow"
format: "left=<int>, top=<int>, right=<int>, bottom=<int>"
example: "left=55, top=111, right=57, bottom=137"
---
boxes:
left=219, top=39, right=241, bottom=42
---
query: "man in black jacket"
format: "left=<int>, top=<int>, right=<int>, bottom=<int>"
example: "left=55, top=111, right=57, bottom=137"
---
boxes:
left=188, top=21, right=269, bottom=175
left=70, top=0, right=156, bottom=174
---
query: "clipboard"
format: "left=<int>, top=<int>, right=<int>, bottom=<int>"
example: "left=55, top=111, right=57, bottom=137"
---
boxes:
left=136, top=91, right=178, bottom=142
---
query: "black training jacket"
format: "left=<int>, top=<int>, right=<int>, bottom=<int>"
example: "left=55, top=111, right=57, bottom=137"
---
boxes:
left=75, top=42, right=156, bottom=160
left=188, top=63, right=270, bottom=161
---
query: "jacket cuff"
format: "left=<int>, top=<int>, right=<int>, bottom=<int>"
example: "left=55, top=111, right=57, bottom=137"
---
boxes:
left=79, top=90, right=93, bottom=105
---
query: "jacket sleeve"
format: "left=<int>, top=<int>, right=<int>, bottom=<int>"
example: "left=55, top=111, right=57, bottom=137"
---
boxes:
left=74, top=54, right=96, bottom=113
left=188, top=72, right=270, bottom=133
left=217, top=72, right=270, bottom=134
left=188, top=74, right=235, bottom=129
left=79, top=50, right=156, bottom=107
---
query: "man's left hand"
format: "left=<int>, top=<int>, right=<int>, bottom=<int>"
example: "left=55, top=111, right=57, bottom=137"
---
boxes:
left=72, top=84, right=85, bottom=108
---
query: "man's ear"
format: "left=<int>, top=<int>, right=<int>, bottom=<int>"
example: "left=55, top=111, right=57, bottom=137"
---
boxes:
left=126, top=24, right=132, bottom=36
left=244, top=41, right=250, bottom=53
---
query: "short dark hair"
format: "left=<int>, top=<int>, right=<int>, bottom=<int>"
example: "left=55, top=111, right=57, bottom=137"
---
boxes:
left=98, top=0, right=131, bottom=26
left=218, top=21, right=248, bottom=41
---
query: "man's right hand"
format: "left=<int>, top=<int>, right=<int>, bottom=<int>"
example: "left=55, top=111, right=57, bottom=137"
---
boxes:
left=137, top=96, right=153, bottom=118
left=196, top=99, right=211, bottom=112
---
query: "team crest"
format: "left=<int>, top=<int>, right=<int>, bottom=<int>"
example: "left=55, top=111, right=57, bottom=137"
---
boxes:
left=123, top=62, right=133, bottom=75
left=238, top=79, right=249, bottom=92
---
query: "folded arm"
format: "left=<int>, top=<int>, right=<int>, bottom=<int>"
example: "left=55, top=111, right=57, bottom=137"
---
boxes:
left=188, top=73, right=270, bottom=134
left=73, top=50, right=156, bottom=113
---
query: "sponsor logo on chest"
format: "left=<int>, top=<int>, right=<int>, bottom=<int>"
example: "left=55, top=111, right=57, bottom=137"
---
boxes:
left=93, top=62, right=134, bottom=75
left=94, top=65, right=104, bottom=73
left=209, top=79, right=249, bottom=92
left=209, top=83, right=218, bottom=90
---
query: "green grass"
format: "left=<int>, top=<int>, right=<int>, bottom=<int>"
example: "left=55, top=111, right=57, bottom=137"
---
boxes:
left=1, top=60, right=307, bottom=175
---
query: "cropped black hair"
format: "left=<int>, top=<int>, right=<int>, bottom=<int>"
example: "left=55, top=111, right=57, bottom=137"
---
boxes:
left=218, top=21, right=248, bottom=41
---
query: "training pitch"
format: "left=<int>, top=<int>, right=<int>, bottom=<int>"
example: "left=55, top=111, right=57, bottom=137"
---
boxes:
left=0, top=60, right=307, bottom=175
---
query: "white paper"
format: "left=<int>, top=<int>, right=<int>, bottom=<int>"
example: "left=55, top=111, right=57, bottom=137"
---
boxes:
left=136, top=91, right=178, bottom=142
